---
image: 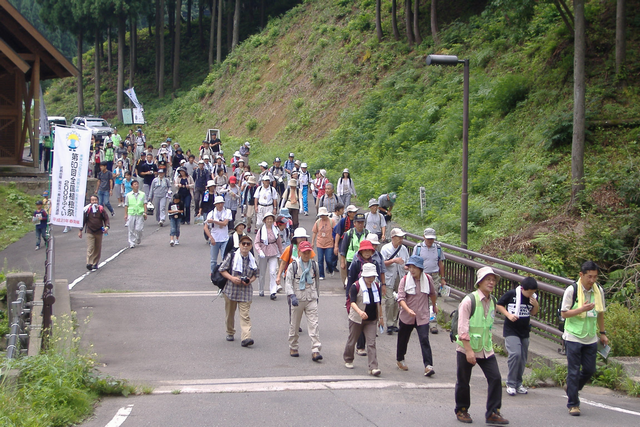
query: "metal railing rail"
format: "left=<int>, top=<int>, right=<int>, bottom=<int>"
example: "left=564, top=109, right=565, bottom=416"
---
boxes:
left=401, top=233, right=566, bottom=343
left=6, top=282, right=32, bottom=359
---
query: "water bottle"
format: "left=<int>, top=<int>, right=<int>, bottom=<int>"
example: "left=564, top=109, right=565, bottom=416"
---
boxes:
left=430, top=306, right=436, bottom=323
left=102, top=226, right=108, bottom=236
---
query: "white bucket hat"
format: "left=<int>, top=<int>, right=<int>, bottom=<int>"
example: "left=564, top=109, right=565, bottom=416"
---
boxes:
left=361, top=263, right=378, bottom=278
left=366, top=233, right=380, bottom=245
left=317, top=207, right=329, bottom=217
left=293, top=227, right=310, bottom=239
left=214, top=196, right=225, bottom=204
left=390, top=228, right=406, bottom=238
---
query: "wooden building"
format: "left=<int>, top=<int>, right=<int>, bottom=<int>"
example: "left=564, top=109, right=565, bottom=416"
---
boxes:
left=0, top=0, right=78, bottom=168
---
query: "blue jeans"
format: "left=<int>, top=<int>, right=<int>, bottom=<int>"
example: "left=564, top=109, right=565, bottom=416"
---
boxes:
left=98, top=190, right=114, bottom=214
left=170, top=217, right=181, bottom=237
left=35, top=227, right=46, bottom=247
left=316, top=247, right=334, bottom=278
left=181, top=194, right=192, bottom=223
left=565, top=340, right=597, bottom=408
left=210, top=240, right=228, bottom=272
left=302, top=185, right=309, bottom=213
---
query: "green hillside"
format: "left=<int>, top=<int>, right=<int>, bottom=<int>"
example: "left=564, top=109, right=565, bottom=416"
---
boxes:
left=44, top=0, right=640, bottom=279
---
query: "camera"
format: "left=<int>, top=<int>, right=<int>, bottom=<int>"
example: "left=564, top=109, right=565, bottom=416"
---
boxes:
left=241, top=276, right=250, bottom=284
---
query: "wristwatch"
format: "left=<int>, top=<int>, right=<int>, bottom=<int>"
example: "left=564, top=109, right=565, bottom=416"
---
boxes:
left=600, top=331, right=607, bottom=335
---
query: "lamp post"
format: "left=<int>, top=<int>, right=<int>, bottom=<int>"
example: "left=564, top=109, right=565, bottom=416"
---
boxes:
left=426, top=54, right=470, bottom=249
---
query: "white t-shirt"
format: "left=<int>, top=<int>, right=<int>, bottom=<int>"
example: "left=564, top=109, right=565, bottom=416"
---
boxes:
left=254, top=185, right=277, bottom=205
left=207, top=208, right=232, bottom=242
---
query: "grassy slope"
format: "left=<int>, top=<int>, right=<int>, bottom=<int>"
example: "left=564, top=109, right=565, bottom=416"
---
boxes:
left=44, top=0, right=640, bottom=277
left=0, top=184, right=41, bottom=251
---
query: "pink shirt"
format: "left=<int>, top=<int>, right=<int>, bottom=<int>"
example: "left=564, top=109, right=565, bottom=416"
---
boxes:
left=254, top=226, right=283, bottom=258
left=456, top=291, right=495, bottom=359
left=397, top=274, right=435, bottom=326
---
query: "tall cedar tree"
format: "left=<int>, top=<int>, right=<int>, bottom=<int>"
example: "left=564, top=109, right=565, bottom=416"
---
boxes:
left=376, top=0, right=382, bottom=42
left=431, top=0, right=438, bottom=44
left=156, top=0, right=165, bottom=97
left=391, top=0, right=400, bottom=40
left=571, top=0, right=586, bottom=204
left=232, top=0, right=240, bottom=50
left=173, top=0, right=181, bottom=91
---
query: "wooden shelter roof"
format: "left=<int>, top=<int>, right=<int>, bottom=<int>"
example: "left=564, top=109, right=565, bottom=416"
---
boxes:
left=0, top=0, right=78, bottom=80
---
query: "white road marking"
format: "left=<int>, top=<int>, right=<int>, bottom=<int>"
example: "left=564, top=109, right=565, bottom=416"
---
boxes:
left=561, top=394, right=640, bottom=416
left=151, top=375, right=454, bottom=394
left=105, top=404, right=134, bottom=427
left=69, top=247, right=128, bottom=290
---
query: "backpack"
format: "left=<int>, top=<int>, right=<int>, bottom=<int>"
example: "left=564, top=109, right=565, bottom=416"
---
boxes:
left=288, top=259, right=319, bottom=284
left=557, top=282, right=580, bottom=332
left=346, top=279, right=380, bottom=314
left=449, top=292, right=497, bottom=343
left=210, top=251, right=236, bottom=290
left=415, top=243, right=443, bottom=261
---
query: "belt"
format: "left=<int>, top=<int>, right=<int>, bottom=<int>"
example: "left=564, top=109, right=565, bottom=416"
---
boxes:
left=259, top=203, right=273, bottom=207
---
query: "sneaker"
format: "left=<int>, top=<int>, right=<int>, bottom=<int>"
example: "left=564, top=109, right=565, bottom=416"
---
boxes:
left=159, top=221, right=164, bottom=227
left=516, top=385, right=528, bottom=394
left=226, top=335, right=234, bottom=341
left=456, top=409, right=472, bottom=424
left=319, top=277, right=325, bottom=280
left=396, top=360, right=408, bottom=371
left=175, top=240, right=179, bottom=245
left=170, top=240, right=175, bottom=246
left=312, top=352, right=323, bottom=362
left=276, top=285, right=283, bottom=293
left=330, top=271, right=335, bottom=277
left=63, top=227, right=69, bottom=233
left=259, top=291, right=265, bottom=297
left=356, top=349, right=367, bottom=356
left=111, top=211, right=115, bottom=216
left=130, top=244, right=135, bottom=249
left=290, top=349, right=299, bottom=357
left=86, top=264, right=93, bottom=271
left=91, top=265, right=98, bottom=271
left=35, top=246, right=40, bottom=251
left=270, top=293, right=277, bottom=300
left=387, top=328, right=393, bottom=335
left=424, top=365, right=435, bottom=377
left=344, top=362, right=354, bottom=369
left=303, top=211, right=308, bottom=216
left=485, top=410, right=509, bottom=425
left=369, top=369, right=381, bottom=377
left=506, top=386, right=516, bottom=396
left=241, top=338, right=254, bottom=347
left=569, top=407, right=580, bottom=416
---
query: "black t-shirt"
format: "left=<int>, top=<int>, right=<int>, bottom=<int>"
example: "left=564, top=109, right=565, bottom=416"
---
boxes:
left=139, top=162, right=158, bottom=185
left=169, top=200, right=184, bottom=219
left=497, top=289, right=534, bottom=339
left=349, top=284, right=378, bottom=322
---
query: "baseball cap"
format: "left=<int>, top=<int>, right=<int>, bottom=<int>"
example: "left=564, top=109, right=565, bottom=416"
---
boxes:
left=198, top=160, right=205, bottom=164
left=368, top=198, right=379, bottom=207
left=259, top=161, right=269, bottom=168
left=354, top=213, right=366, bottom=221
left=289, top=152, right=295, bottom=157
left=423, top=228, right=436, bottom=239
left=229, top=176, right=237, bottom=183
left=203, top=155, right=210, bottom=160
left=346, top=205, right=358, bottom=213
left=390, top=228, right=406, bottom=238
left=299, top=241, right=313, bottom=252
left=366, top=234, right=380, bottom=245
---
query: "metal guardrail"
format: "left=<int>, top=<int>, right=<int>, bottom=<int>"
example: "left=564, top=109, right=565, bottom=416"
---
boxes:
left=402, top=232, right=567, bottom=343
left=6, top=282, right=32, bottom=359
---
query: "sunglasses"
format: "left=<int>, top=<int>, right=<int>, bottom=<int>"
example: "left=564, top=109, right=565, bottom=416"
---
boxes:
left=240, top=242, right=252, bottom=247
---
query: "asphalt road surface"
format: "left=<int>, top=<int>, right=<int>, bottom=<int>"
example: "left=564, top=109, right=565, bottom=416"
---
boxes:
left=2, top=199, right=639, bottom=427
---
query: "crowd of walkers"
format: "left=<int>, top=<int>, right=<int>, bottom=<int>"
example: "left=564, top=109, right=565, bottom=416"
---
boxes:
left=61, top=129, right=608, bottom=425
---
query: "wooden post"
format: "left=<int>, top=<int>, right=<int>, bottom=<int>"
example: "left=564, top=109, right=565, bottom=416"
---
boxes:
left=33, top=56, right=40, bottom=172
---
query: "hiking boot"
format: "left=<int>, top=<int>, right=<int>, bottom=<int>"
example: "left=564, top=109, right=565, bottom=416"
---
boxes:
left=369, top=369, right=381, bottom=377
left=356, top=349, right=367, bottom=356
left=424, top=365, right=435, bottom=377
left=569, top=407, right=580, bottom=416
left=486, top=410, right=509, bottom=425
left=430, top=325, right=438, bottom=334
left=290, top=349, right=299, bottom=357
left=226, top=335, right=234, bottom=341
left=396, top=360, right=408, bottom=371
left=456, top=409, right=472, bottom=424
left=506, top=386, right=516, bottom=396
left=312, top=352, right=323, bottom=362
left=241, top=338, right=254, bottom=347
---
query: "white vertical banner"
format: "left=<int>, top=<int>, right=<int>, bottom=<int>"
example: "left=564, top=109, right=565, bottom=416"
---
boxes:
left=50, top=127, right=92, bottom=228
left=124, top=87, right=143, bottom=110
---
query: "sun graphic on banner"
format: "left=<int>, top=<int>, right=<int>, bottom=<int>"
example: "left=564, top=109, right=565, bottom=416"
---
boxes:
left=67, top=132, right=80, bottom=150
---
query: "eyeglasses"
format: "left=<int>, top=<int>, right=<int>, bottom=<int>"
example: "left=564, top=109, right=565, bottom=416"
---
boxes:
left=240, top=242, right=252, bottom=247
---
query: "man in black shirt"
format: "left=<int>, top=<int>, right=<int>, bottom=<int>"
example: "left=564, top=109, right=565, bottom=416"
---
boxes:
left=138, top=153, right=158, bottom=202
left=496, top=277, right=539, bottom=396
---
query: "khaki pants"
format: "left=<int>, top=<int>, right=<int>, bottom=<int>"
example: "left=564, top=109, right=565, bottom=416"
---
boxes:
left=244, top=204, right=256, bottom=230
left=384, top=273, right=400, bottom=328
left=344, top=319, right=378, bottom=369
left=224, top=294, right=252, bottom=341
left=86, top=231, right=103, bottom=266
left=289, top=299, right=321, bottom=352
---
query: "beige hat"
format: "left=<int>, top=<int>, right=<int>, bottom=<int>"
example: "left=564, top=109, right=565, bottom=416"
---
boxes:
left=288, top=179, right=298, bottom=187
left=203, top=155, right=210, bottom=160
left=390, top=228, right=406, bottom=238
left=319, top=169, right=327, bottom=177
left=368, top=198, right=379, bottom=208
left=424, top=228, right=437, bottom=239
left=214, top=196, right=225, bottom=204
left=294, top=160, right=301, bottom=166
left=346, top=205, right=358, bottom=213
left=475, top=266, right=500, bottom=287
left=366, top=233, right=380, bottom=245
left=247, top=176, right=257, bottom=184
left=263, top=212, right=275, bottom=220
left=207, top=180, right=216, bottom=188
left=361, top=263, right=378, bottom=278
left=293, top=227, right=310, bottom=239
left=317, top=207, right=329, bottom=217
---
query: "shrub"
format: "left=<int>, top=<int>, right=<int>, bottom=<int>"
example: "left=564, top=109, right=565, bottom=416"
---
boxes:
left=604, top=298, right=640, bottom=357
left=246, top=118, right=258, bottom=132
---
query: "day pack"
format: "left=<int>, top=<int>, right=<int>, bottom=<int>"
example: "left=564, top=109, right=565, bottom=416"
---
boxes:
left=449, top=292, right=497, bottom=343
left=345, top=278, right=380, bottom=314
left=415, top=243, right=443, bottom=261
left=557, top=282, right=579, bottom=332
left=210, top=251, right=236, bottom=290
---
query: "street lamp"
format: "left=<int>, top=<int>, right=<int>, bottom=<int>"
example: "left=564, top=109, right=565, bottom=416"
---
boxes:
left=426, top=54, right=470, bottom=249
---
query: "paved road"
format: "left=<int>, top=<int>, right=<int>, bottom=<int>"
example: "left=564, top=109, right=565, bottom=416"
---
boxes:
left=2, top=202, right=640, bottom=427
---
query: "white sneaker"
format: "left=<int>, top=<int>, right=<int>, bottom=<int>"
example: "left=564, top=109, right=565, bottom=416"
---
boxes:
left=63, top=227, right=69, bottom=233
left=345, top=362, right=354, bottom=369
left=276, top=285, right=283, bottom=293
left=516, top=385, right=528, bottom=394
left=369, top=369, right=381, bottom=377
left=170, top=240, right=175, bottom=246
left=506, top=386, right=516, bottom=396
left=129, top=244, right=135, bottom=249
left=175, top=240, right=179, bottom=245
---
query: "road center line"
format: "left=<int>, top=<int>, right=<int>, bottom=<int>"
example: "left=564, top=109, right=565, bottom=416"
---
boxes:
left=579, top=397, right=640, bottom=417
left=68, top=247, right=128, bottom=290
left=104, top=404, right=134, bottom=427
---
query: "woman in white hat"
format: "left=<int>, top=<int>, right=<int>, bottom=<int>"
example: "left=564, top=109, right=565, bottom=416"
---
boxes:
left=281, top=179, right=302, bottom=230
left=337, top=168, right=357, bottom=208
left=205, top=196, right=232, bottom=273
left=313, top=169, right=329, bottom=210
left=254, top=212, right=284, bottom=299
left=311, top=207, right=337, bottom=280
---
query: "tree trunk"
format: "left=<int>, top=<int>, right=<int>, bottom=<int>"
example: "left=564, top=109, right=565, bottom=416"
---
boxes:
left=375, top=0, right=382, bottom=42
left=107, top=26, right=112, bottom=70
left=209, top=0, right=216, bottom=69
left=260, top=0, right=265, bottom=29
left=94, top=27, right=100, bottom=115
left=571, top=0, right=586, bottom=204
left=217, top=0, right=222, bottom=63
left=173, top=0, right=181, bottom=91
left=391, top=0, right=400, bottom=40
left=430, top=0, right=438, bottom=44
left=227, top=0, right=233, bottom=52
left=552, top=0, right=573, bottom=33
left=615, top=0, right=626, bottom=76
left=129, top=16, right=136, bottom=89
left=413, top=0, right=422, bottom=46
left=168, top=0, right=175, bottom=71
left=232, top=0, right=240, bottom=51
left=156, top=0, right=165, bottom=96
left=117, top=17, right=125, bottom=121
left=405, top=0, right=414, bottom=47
left=77, top=30, right=84, bottom=115
left=187, top=0, right=192, bottom=38
left=199, top=0, right=205, bottom=48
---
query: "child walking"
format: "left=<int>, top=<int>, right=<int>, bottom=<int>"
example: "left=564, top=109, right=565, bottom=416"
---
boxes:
left=33, top=200, right=48, bottom=250
left=168, top=193, right=184, bottom=246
